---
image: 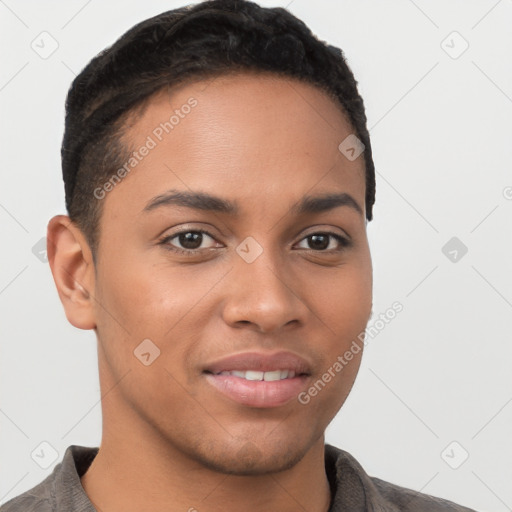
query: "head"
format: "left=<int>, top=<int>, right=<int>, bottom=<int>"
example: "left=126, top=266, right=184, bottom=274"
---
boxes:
left=49, top=0, right=375, bottom=475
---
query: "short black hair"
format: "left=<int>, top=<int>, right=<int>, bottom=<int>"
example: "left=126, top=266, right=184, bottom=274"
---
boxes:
left=61, top=0, right=376, bottom=257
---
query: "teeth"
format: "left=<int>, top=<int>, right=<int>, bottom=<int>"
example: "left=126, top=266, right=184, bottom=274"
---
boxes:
left=217, top=370, right=297, bottom=381
left=245, top=371, right=264, bottom=381
left=264, top=370, right=282, bottom=381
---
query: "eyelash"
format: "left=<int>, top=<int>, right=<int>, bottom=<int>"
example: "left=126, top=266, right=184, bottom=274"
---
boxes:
left=158, top=229, right=352, bottom=257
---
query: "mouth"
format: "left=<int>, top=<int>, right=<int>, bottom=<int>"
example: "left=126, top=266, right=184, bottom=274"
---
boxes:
left=202, top=351, right=312, bottom=408
left=206, top=369, right=300, bottom=381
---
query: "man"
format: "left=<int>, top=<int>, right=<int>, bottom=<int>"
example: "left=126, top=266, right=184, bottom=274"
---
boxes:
left=1, top=0, right=476, bottom=510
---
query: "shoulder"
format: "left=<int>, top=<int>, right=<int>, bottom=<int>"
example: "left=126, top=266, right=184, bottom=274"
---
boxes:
left=325, top=444, right=477, bottom=512
left=1, top=445, right=99, bottom=512
left=369, top=476, right=477, bottom=511
left=0, top=478, right=54, bottom=512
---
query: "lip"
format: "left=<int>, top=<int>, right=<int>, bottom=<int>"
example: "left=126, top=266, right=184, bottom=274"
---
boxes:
left=203, top=351, right=311, bottom=408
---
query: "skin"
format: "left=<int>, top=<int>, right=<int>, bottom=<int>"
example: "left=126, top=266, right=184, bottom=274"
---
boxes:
left=47, top=72, right=373, bottom=512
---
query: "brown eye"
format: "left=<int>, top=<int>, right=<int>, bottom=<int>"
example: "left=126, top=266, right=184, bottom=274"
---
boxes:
left=159, top=229, right=220, bottom=254
left=307, top=234, right=329, bottom=250
left=296, top=232, right=351, bottom=251
left=177, top=232, right=204, bottom=250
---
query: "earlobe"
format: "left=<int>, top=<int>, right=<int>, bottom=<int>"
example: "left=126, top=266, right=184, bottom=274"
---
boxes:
left=47, top=215, right=97, bottom=330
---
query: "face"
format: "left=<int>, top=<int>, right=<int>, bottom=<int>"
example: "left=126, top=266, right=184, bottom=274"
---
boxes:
left=91, top=73, right=372, bottom=475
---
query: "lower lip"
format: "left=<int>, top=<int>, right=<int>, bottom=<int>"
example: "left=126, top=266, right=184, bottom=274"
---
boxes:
left=204, top=373, right=308, bottom=408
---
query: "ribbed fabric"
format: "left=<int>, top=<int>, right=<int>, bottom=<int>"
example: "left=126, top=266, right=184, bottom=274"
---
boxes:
left=0, top=446, right=98, bottom=512
left=1, top=444, right=476, bottom=511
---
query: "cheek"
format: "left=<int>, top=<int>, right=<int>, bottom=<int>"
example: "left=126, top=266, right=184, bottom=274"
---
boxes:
left=96, top=254, right=210, bottom=334
left=93, top=256, right=228, bottom=378
left=92, top=259, right=208, bottom=416
left=313, top=261, right=372, bottom=338
left=306, top=259, right=371, bottom=397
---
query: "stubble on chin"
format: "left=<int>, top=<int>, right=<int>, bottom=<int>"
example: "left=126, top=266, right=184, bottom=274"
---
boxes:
left=185, top=437, right=314, bottom=476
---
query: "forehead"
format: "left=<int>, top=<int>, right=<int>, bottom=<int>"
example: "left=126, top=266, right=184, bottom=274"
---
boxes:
left=104, top=72, right=366, bottom=219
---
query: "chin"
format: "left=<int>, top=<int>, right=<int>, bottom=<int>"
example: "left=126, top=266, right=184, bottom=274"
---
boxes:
left=187, top=437, right=313, bottom=476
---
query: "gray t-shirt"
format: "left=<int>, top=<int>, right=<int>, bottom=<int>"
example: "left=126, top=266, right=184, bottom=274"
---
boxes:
left=0, top=444, right=476, bottom=511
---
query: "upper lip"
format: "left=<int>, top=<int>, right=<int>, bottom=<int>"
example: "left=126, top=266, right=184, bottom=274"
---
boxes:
left=203, top=351, right=312, bottom=375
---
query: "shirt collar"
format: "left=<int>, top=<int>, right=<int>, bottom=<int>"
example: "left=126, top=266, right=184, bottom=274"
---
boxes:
left=51, top=445, right=98, bottom=512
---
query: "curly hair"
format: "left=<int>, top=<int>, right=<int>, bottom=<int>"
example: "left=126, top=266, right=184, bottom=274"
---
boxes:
left=61, top=0, right=375, bottom=257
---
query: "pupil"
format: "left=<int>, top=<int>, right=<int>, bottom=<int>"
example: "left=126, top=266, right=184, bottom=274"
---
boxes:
left=309, top=234, right=328, bottom=250
left=180, top=232, right=202, bottom=249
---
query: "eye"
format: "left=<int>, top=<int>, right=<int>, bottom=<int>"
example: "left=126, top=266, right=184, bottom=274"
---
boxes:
left=159, top=229, right=220, bottom=255
left=295, top=232, right=351, bottom=252
left=158, top=229, right=351, bottom=257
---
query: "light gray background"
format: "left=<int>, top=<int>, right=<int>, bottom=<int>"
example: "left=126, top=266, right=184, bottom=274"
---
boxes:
left=1, top=1, right=511, bottom=511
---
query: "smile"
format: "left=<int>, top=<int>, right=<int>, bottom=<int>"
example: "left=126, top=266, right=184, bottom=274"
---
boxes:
left=214, top=369, right=296, bottom=381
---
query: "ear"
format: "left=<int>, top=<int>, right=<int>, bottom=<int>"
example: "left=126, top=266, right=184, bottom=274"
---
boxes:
left=47, top=215, right=97, bottom=330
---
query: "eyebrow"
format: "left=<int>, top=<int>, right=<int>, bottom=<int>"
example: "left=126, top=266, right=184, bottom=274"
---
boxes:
left=292, top=192, right=363, bottom=216
left=143, top=190, right=238, bottom=214
left=142, top=189, right=363, bottom=216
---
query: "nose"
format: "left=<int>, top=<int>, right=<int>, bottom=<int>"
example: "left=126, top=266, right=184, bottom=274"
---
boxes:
left=221, top=248, right=309, bottom=334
